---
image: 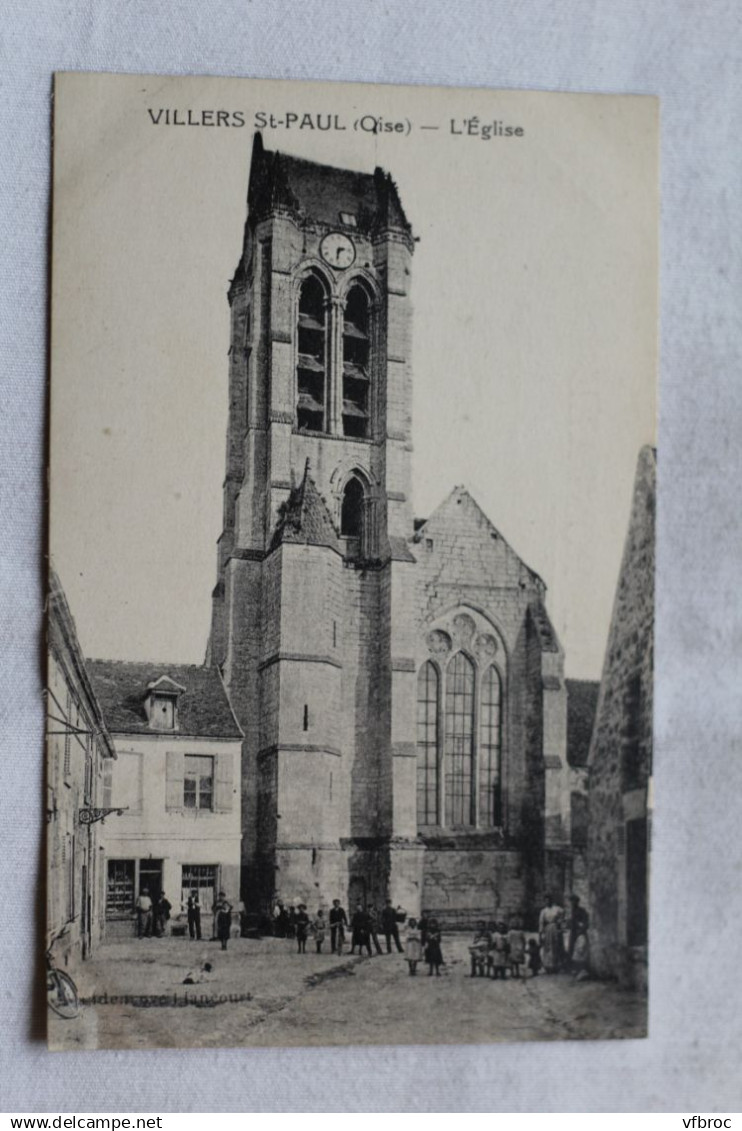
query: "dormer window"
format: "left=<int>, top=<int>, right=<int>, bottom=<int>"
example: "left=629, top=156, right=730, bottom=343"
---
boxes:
left=339, top=211, right=357, bottom=228
left=144, top=675, right=186, bottom=731
left=153, top=694, right=176, bottom=730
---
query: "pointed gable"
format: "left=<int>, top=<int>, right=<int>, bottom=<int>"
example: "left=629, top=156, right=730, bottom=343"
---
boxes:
left=414, top=485, right=545, bottom=595
left=271, top=461, right=339, bottom=553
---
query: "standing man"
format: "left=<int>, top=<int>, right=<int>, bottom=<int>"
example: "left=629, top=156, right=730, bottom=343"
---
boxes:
left=135, top=887, right=153, bottom=939
left=187, top=890, right=202, bottom=940
left=329, top=898, right=348, bottom=954
left=367, top=904, right=384, bottom=955
left=214, top=891, right=233, bottom=951
left=350, top=902, right=372, bottom=957
left=155, top=891, right=172, bottom=938
left=381, top=899, right=404, bottom=954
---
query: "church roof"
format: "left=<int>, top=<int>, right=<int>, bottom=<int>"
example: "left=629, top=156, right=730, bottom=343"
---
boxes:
left=565, top=679, right=600, bottom=767
left=270, top=462, right=340, bottom=553
left=415, top=485, right=546, bottom=592
left=85, top=660, right=243, bottom=739
left=246, top=131, right=412, bottom=235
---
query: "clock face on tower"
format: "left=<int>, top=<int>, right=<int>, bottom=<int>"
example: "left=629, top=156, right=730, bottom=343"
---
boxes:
left=319, top=231, right=356, bottom=270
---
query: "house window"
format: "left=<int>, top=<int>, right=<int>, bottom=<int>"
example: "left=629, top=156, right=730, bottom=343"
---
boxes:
left=342, top=285, right=371, bottom=438
left=183, top=755, right=214, bottom=810
left=479, top=665, right=503, bottom=826
left=296, top=274, right=328, bottom=433
left=416, top=661, right=439, bottom=827
left=445, top=652, right=474, bottom=826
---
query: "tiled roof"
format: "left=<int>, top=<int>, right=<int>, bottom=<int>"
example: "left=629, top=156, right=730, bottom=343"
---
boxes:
left=247, top=132, right=411, bottom=235
left=85, top=660, right=242, bottom=739
left=271, top=462, right=339, bottom=553
left=566, top=679, right=600, bottom=767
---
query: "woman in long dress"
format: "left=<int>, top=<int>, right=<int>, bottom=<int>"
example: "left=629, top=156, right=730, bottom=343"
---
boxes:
left=538, top=893, right=565, bottom=973
left=404, top=917, right=423, bottom=975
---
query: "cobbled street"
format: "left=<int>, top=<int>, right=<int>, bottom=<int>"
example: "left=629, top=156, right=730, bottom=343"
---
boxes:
left=49, top=934, right=647, bottom=1051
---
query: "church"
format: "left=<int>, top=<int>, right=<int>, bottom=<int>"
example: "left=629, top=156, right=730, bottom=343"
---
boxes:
left=207, top=133, right=576, bottom=927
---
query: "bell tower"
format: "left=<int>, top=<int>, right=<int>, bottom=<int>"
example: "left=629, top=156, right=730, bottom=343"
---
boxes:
left=209, top=133, right=419, bottom=909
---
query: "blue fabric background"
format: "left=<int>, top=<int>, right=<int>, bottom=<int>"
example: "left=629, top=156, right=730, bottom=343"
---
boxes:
left=1, top=0, right=741, bottom=1112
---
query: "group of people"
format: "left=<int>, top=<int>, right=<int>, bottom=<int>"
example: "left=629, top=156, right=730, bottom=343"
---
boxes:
left=135, top=888, right=235, bottom=951
left=467, top=893, right=590, bottom=981
left=134, top=888, right=172, bottom=939
left=137, top=885, right=590, bottom=982
left=273, top=898, right=408, bottom=957
left=538, top=892, right=590, bottom=977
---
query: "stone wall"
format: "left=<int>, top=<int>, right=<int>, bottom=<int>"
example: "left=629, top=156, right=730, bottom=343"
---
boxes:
left=587, top=446, right=655, bottom=986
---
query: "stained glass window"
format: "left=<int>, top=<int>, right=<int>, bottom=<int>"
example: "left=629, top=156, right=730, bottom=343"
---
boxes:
left=416, top=662, right=439, bottom=826
left=480, top=665, right=503, bottom=826
left=445, top=652, right=474, bottom=826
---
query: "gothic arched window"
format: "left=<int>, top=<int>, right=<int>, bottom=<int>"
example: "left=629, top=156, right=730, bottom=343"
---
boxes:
left=416, top=662, right=439, bottom=827
left=480, top=665, right=503, bottom=826
left=340, top=476, right=365, bottom=540
left=445, top=652, right=474, bottom=826
left=342, top=284, right=371, bottom=438
left=296, top=274, right=328, bottom=433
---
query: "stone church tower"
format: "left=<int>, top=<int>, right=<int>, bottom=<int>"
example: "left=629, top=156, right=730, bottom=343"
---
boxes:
left=209, top=133, right=572, bottom=925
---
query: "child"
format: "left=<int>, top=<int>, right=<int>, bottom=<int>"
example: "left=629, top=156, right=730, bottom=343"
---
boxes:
left=527, top=937, right=542, bottom=977
left=469, top=920, right=491, bottom=978
left=424, top=918, right=443, bottom=976
left=507, top=916, right=526, bottom=979
left=490, top=921, right=510, bottom=980
left=312, top=908, right=326, bottom=954
left=182, top=961, right=213, bottom=985
left=405, top=917, right=423, bottom=975
left=485, top=920, right=498, bottom=978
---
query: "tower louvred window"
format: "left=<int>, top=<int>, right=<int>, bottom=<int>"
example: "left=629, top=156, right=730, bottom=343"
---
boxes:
left=342, top=285, right=371, bottom=438
left=296, top=274, right=328, bottom=433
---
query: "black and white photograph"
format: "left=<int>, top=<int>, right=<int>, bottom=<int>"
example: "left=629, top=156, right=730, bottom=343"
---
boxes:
left=46, top=72, right=657, bottom=1052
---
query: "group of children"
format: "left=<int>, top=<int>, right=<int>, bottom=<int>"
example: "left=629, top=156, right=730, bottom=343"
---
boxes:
left=469, top=918, right=542, bottom=980
left=403, top=917, right=443, bottom=976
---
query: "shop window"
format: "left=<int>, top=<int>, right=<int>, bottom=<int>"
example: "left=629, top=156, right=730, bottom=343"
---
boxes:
left=107, top=859, right=135, bottom=917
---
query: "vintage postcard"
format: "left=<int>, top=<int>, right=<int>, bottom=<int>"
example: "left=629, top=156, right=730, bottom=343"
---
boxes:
left=47, top=72, right=657, bottom=1050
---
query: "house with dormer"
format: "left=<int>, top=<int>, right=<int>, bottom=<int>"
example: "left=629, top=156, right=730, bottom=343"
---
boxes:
left=85, top=660, right=243, bottom=937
